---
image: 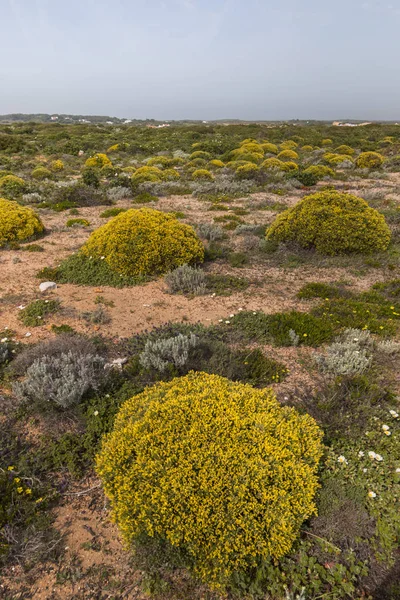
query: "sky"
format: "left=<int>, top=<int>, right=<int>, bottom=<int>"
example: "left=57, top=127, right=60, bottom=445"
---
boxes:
left=1, top=0, right=400, bottom=120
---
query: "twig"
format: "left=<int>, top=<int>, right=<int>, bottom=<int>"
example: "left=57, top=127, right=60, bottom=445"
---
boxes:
left=62, top=483, right=101, bottom=497
left=301, top=529, right=341, bottom=553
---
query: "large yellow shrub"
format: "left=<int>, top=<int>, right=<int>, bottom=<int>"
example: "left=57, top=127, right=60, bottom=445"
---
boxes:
left=96, top=372, right=323, bottom=589
left=261, top=142, right=278, bottom=154
left=277, top=149, right=299, bottom=161
left=267, top=190, right=391, bottom=255
left=84, top=153, right=111, bottom=168
left=131, top=166, right=163, bottom=183
left=0, top=198, right=44, bottom=247
left=50, top=159, right=64, bottom=172
left=356, top=151, right=384, bottom=169
left=82, top=208, right=204, bottom=276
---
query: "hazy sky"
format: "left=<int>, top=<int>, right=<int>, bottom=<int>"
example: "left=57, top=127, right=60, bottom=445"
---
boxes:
left=1, top=0, right=399, bottom=120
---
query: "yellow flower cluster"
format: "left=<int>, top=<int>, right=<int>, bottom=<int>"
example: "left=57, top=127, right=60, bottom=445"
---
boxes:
left=96, top=372, right=323, bottom=589
left=267, top=190, right=391, bottom=255
left=82, top=208, right=204, bottom=277
left=84, top=153, right=112, bottom=168
left=0, top=198, right=44, bottom=247
left=356, top=151, right=384, bottom=169
left=50, top=159, right=64, bottom=171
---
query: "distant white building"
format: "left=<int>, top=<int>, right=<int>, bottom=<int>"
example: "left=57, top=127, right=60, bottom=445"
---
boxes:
left=50, top=115, right=58, bottom=121
left=124, top=119, right=132, bottom=124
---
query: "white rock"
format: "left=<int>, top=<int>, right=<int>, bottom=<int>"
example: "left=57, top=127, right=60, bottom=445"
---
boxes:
left=104, top=357, right=128, bottom=370
left=39, top=281, right=57, bottom=292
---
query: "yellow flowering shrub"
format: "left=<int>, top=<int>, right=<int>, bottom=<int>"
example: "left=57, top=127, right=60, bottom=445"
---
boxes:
left=261, top=142, right=278, bottom=154
left=192, top=169, right=214, bottom=180
left=277, top=149, right=299, bottom=161
left=335, top=144, right=355, bottom=156
left=267, top=190, right=391, bottom=255
left=301, top=145, right=313, bottom=152
left=162, top=168, right=180, bottom=181
left=82, top=208, right=204, bottom=276
left=303, top=165, right=335, bottom=178
left=190, top=150, right=212, bottom=160
left=131, top=166, right=163, bottom=184
left=84, top=153, right=111, bottom=168
left=96, top=372, right=323, bottom=589
left=323, top=153, right=354, bottom=165
left=280, top=140, right=298, bottom=150
left=50, top=159, right=64, bottom=172
left=146, top=156, right=171, bottom=167
left=280, top=161, right=298, bottom=172
left=209, top=159, right=225, bottom=168
left=321, top=138, right=333, bottom=146
left=237, top=142, right=264, bottom=154
left=235, top=163, right=259, bottom=178
left=0, top=175, right=26, bottom=198
left=356, top=151, right=384, bottom=169
left=107, top=144, right=120, bottom=152
left=0, top=198, right=44, bottom=247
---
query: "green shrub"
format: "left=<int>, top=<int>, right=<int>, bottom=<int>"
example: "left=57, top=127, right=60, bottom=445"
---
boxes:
left=0, top=198, right=44, bottom=247
left=324, top=153, right=354, bottom=166
left=132, top=191, right=158, bottom=204
left=356, top=151, right=384, bottom=169
left=66, top=218, right=90, bottom=227
left=335, top=145, right=355, bottom=156
left=82, top=167, right=100, bottom=187
left=31, top=167, right=52, bottom=180
left=96, top=372, right=323, bottom=589
left=297, top=282, right=351, bottom=300
left=267, top=190, right=391, bottom=255
left=260, top=142, right=278, bottom=154
left=100, top=207, right=127, bottom=218
left=51, top=183, right=109, bottom=209
left=235, top=163, right=259, bottom=178
left=228, top=251, right=248, bottom=267
left=0, top=175, right=26, bottom=198
left=18, top=299, right=60, bottom=327
left=81, top=208, right=204, bottom=277
left=230, top=310, right=336, bottom=346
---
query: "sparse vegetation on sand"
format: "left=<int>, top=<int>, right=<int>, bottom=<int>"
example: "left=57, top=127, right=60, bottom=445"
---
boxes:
left=1, top=121, right=400, bottom=600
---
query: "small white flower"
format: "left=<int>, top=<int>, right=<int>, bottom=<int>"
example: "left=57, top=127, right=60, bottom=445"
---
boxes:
left=225, top=320, right=230, bottom=324
left=238, top=307, right=243, bottom=311
left=37, top=316, right=42, bottom=319
left=229, top=314, right=234, bottom=318
left=337, top=455, right=347, bottom=464
left=375, top=454, right=383, bottom=462
left=358, top=451, right=364, bottom=458
left=252, top=312, right=257, bottom=315
left=218, top=319, right=223, bottom=323
left=382, top=424, right=390, bottom=431
left=100, top=256, right=105, bottom=260
left=284, top=396, right=289, bottom=401
left=25, top=332, right=31, bottom=337
left=44, top=300, right=49, bottom=303
left=105, top=394, right=110, bottom=398
left=368, top=491, right=377, bottom=498
left=384, top=430, right=392, bottom=436
left=389, top=410, right=399, bottom=418
left=1, top=338, right=8, bottom=343
left=363, top=468, right=368, bottom=473
left=94, top=410, right=99, bottom=416
left=368, top=451, right=376, bottom=459
left=395, top=468, right=400, bottom=473
left=211, top=293, right=216, bottom=297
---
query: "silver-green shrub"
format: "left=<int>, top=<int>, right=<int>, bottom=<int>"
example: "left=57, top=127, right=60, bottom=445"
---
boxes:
left=139, top=333, right=198, bottom=372
left=196, top=223, right=225, bottom=241
left=165, top=264, right=207, bottom=295
left=315, top=329, right=372, bottom=376
left=13, top=351, right=106, bottom=408
left=106, top=186, right=131, bottom=202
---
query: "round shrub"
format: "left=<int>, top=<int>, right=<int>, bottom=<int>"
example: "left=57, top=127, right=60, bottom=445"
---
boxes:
left=262, top=157, right=286, bottom=170
left=50, top=159, right=64, bottom=172
left=301, top=145, right=313, bottom=152
left=162, top=168, right=180, bottom=181
left=356, top=151, right=384, bottom=170
left=280, top=140, right=298, bottom=150
left=131, top=166, right=163, bottom=184
left=0, top=198, right=44, bottom=247
left=324, top=153, right=354, bottom=166
left=303, top=165, right=335, bottom=179
left=237, top=142, right=264, bottom=154
left=146, top=156, right=171, bottom=167
left=261, top=142, right=278, bottom=154
left=96, top=371, right=323, bottom=589
left=85, top=153, right=112, bottom=168
left=321, top=138, right=333, bottom=146
left=335, top=145, right=355, bottom=156
left=0, top=175, right=26, bottom=198
left=277, top=149, right=299, bottom=161
left=82, top=208, right=204, bottom=277
left=190, top=150, right=212, bottom=160
left=267, top=190, right=391, bottom=255
left=209, top=159, right=225, bottom=168
left=31, top=167, right=52, bottom=180
left=192, top=169, right=214, bottom=181
left=235, top=163, right=259, bottom=178
left=280, top=161, right=298, bottom=172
